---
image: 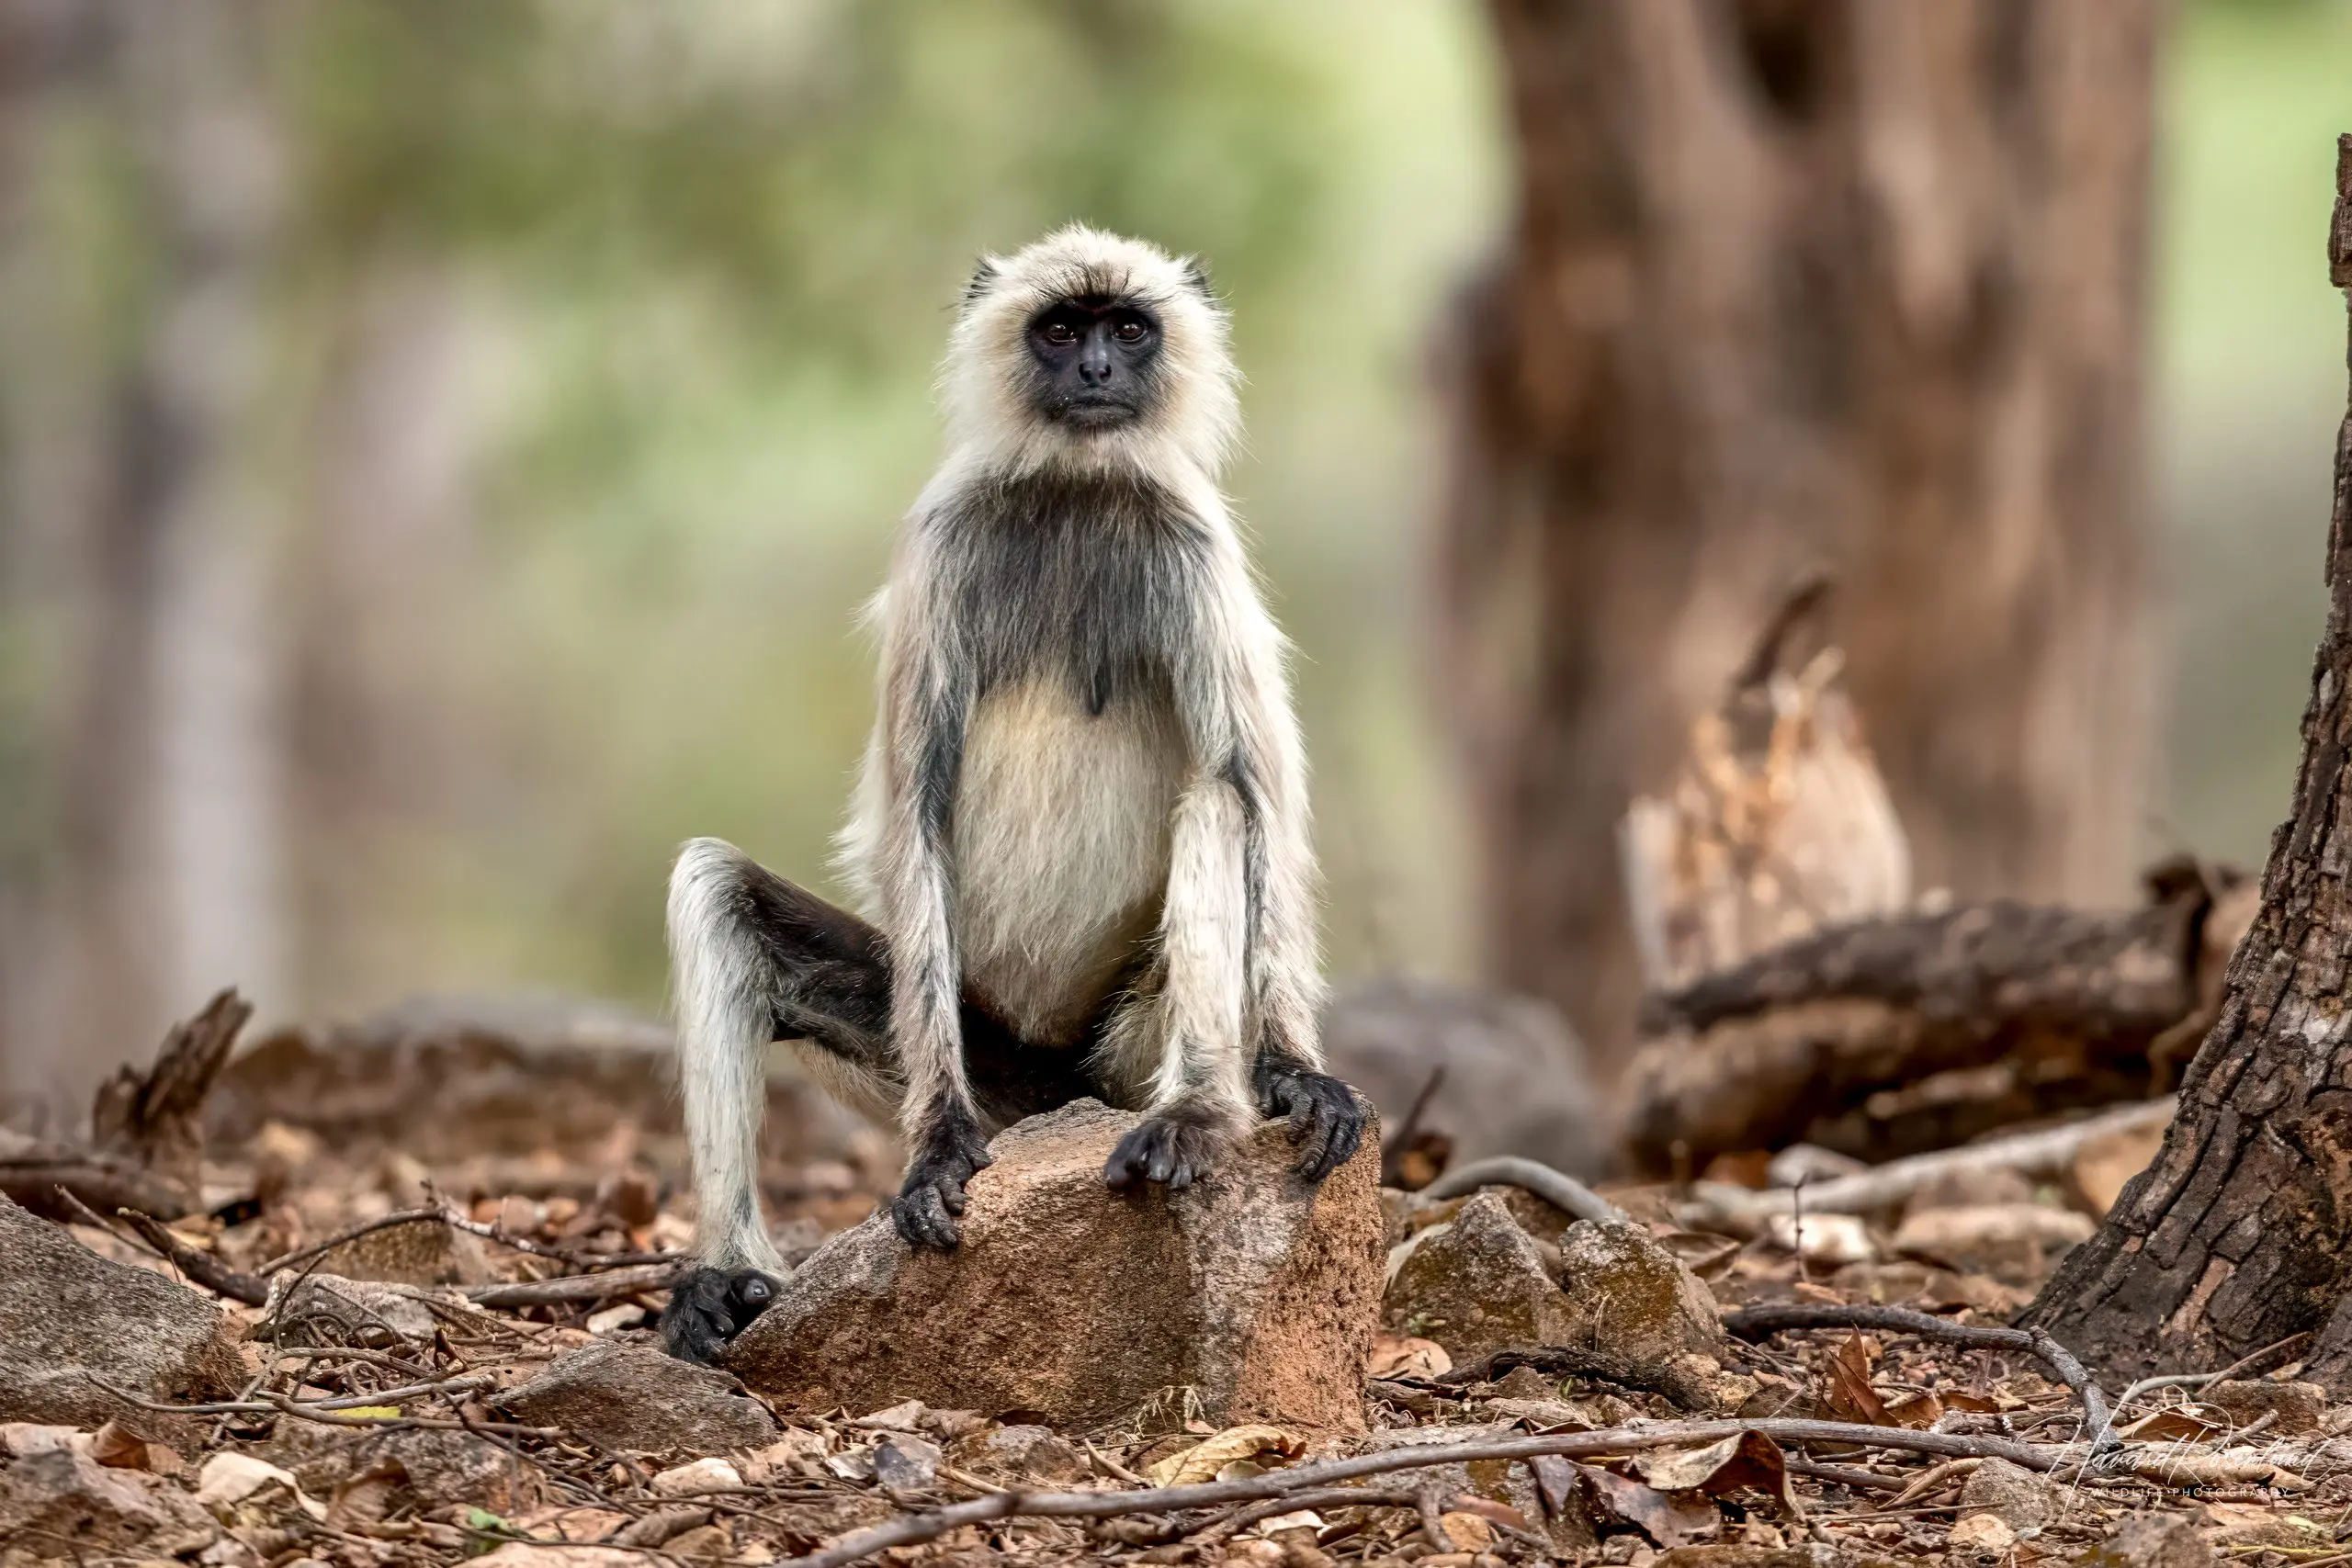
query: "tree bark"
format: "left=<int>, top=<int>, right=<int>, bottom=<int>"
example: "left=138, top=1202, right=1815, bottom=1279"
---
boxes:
left=1440, top=0, right=2160, bottom=1075
left=2021, top=137, right=2352, bottom=1388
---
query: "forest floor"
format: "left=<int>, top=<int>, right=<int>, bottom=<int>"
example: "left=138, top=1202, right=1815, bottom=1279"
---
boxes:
left=3, top=1018, right=2344, bottom=1568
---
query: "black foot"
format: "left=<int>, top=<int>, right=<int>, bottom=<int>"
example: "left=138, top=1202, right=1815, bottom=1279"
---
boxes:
left=659, top=1266, right=778, bottom=1364
left=1255, top=1058, right=1366, bottom=1181
left=1102, top=1109, right=1227, bottom=1191
left=892, top=1106, right=994, bottom=1250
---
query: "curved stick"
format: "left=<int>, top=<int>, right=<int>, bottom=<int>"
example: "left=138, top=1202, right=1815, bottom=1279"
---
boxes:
left=1419, top=1155, right=1628, bottom=1226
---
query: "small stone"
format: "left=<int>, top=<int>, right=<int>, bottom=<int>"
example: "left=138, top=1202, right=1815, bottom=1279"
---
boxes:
left=650, top=1458, right=742, bottom=1498
left=473, top=1548, right=654, bottom=1568
left=1386, top=1191, right=1573, bottom=1359
left=726, top=1100, right=1383, bottom=1431
left=741, top=1429, right=830, bottom=1484
left=2078, top=1513, right=2216, bottom=1568
left=0, top=1194, right=245, bottom=1430
left=661, top=1523, right=734, bottom=1561
left=1763, top=1213, right=1876, bottom=1266
left=497, top=1341, right=775, bottom=1455
left=1950, top=1514, right=2018, bottom=1558
left=946, top=1424, right=1085, bottom=1483
left=873, top=1434, right=941, bottom=1492
left=1554, top=1220, right=1728, bottom=1365
left=2205, top=1379, right=2327, bottom=1436
left=1955, top=1455, right=2056, bottom=1538
left=316, top=1217, right=495, bottom=1286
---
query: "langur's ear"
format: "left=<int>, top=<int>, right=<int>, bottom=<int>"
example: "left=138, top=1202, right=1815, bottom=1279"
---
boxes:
left=1181, top=257, right=1214, bottom=298
left=963, top=256, right=1002, bottom=306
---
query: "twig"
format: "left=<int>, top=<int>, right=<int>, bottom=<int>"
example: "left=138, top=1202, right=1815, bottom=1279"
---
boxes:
left=1433, top=1343, right=1716, bottom=1410
left=465, top=1261, right=684, bottom=1308
left=1721, top=1303, right=2114, bottom=1449
left=1380, top=1066, right=1449, bottom=1188
left=1419, top=1155, right=1629, bottom=1226
left=1683, top=1100, right=2175, bottom=1229
left=1189, top=1485, right=1420, bottom=1545
left=2113, top=1333, right=2312, bottom=1415
left=1786, top=1459, right=1905, bottom=1494
left=776, top=1416, right=2066, bottom=1568
left=117, top=1209, right=269, bottom=1304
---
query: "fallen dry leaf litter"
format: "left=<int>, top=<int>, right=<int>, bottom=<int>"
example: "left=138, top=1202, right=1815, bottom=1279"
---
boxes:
left=0, top=998, right=2342, bottom=1568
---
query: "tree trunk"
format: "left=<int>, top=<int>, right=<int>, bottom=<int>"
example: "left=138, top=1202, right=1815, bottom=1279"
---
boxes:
left=1439, top=0, right=2160, bottom=1076
left=2021, top=139, right=2352, bottom=1388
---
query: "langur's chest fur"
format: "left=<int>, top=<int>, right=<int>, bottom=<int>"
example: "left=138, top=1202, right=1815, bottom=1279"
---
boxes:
left=938, top=472, right=1204, bottom=1044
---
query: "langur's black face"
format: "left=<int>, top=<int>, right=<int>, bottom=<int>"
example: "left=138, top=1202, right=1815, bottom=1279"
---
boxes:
left=1024, top=296, right=1162, bottom=430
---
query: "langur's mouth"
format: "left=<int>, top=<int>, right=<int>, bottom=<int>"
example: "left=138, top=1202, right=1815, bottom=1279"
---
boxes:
left=1052, top=394, right=1140, bottom=429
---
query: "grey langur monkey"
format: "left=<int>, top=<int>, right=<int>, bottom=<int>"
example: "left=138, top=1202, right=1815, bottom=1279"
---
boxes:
left=657, top=225, right=1364, bottom=1363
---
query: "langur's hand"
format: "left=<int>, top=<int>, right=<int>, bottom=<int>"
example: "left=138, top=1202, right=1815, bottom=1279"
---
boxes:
left=1254, top=1059, right=1366, bottom=1181
left=1102, top=1108, right=1228, bottom=1191
left=892, top=1108, right=995, bottom=1250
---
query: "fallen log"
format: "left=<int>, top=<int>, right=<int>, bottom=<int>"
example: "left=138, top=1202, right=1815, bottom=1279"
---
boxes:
left=1624, top=865, right=2252, bottom=1172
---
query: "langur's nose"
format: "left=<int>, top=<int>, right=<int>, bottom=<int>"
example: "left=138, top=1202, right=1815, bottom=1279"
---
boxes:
left=1079, top=335, right=1114, bottom=386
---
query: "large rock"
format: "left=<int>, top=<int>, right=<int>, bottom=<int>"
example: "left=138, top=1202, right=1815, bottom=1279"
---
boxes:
left=725, top=1099, right=1383, bottom=1431
left=0, top=1194, right=244, bottom=1428
left=497, top=1341, right=776, bottom=1455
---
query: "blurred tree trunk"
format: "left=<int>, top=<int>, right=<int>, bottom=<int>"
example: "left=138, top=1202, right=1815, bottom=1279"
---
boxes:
left=1438, top=0, right=2160, bottom=1077
left=2022, top=141, right=2352, bottom=1387
left=0, top=1, right=290, bottom=1111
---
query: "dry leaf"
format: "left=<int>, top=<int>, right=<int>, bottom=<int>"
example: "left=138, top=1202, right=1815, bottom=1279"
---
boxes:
left=1884, top=1392, right=1946, bottom=1429
left=1144, top=1425, right=1303, bottom=1487
left=1819, top=1332, right=1891, bottom=1427
left=2120, top=1406, right=2224, bottom=1443
left=1437, top=1511, right=1496, bottom=1551
left=1367, top=1331, right=1452, bottom=1380
left=1635, top=1430, right=1801, bottom=1518
left=1578, top=1463, right=1721, bottom=1549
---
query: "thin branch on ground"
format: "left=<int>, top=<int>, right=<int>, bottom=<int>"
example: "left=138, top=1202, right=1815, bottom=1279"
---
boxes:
left=2113, top=1333, right=2312, bottom=1415
left=1720, top=1302, right=2114, bottom=1448
left=775, top=1416, right=2069, bottom=1568
left=465, top=1260, right=684, bottom=1308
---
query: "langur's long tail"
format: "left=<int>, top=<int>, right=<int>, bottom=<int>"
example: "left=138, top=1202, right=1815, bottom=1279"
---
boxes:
left=667, top=838, right=788, bottom=1274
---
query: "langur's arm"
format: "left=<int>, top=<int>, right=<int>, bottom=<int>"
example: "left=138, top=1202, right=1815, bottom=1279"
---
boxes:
left=874, top=542, right=993, bottom=1246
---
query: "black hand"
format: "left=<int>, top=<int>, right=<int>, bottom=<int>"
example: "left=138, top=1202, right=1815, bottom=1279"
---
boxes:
left=659, top=1266, right=778, bottom=1364
left=892, top=1105, right=994, bottom=1249
left=1254, top=1057, right=1366, bottom=1181
left=1102, top=1111, right=1225, bottom=1191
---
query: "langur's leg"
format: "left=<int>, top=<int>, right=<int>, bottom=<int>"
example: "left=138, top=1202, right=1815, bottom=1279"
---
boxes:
left=660, top=838, right=1097, bottom=1359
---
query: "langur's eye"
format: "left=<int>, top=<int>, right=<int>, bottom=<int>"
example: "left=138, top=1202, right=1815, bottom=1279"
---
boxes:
left=1041, top=321, right=1080, bottom=345
left=1113, top=319, right=1148, bottom=344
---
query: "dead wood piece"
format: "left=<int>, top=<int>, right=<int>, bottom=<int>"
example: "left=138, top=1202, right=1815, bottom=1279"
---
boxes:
left=118, top=1211, right=269, bottom=1305
left=0, top=1156, right=200, bottom=1223
left=1720, top=1303, right=2114, bottom=1448
left=1679, top=1098, right=2175, bottom=1231
left=1628, top=894, right=2211, bottom=1170
left=1419, top=1155, right=1628, bottom=1226
left=90, top=988, right=251, bottom=1193
left=466, top=1262, right=682, bottom=1308
left=775, top=1416, right=2064, bottom=1568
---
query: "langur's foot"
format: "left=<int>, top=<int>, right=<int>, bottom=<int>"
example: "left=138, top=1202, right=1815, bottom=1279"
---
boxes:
left=1102, top=1108, right=1229, bottom=1192
left=892, top=1108, right=995, bottom=1250
left=659, top=1266, right=778, bottom=1364
left=1254, top=1060, right=1366, bottom=1181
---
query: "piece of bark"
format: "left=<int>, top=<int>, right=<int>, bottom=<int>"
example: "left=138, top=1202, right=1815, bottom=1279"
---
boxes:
left=1623, top=875, right=2246, bottom=1172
